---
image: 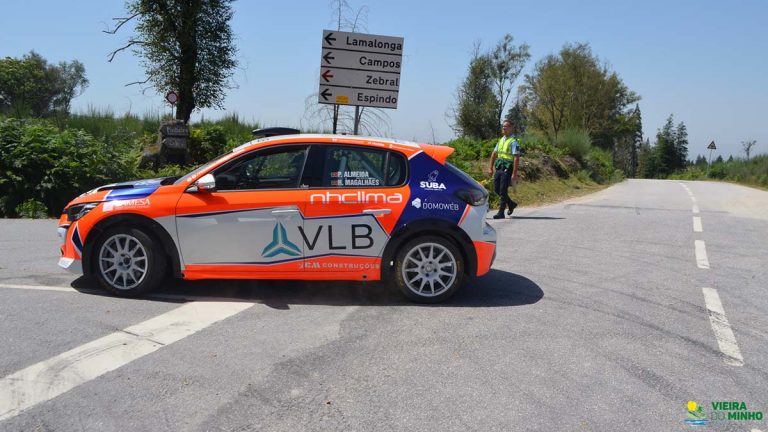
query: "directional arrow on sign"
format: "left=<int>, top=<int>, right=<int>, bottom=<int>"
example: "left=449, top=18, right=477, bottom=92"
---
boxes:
left=320, top=88, right=332, bottom=101
left=321, top=70, right=334, bottom=82
left=323, top=52, right=335, bottom=64
left=324, top=32, right=336, bottom=46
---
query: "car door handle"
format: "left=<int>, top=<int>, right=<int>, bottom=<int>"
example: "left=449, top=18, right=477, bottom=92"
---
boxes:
left=362, top=208, right=391, bottom=216
left=271, top=209, right=299, bottom=215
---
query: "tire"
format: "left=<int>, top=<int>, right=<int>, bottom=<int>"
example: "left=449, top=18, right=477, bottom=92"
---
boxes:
left=92, top=227, right=167, bottom=297
left=394, top=235, right=464, bottom=303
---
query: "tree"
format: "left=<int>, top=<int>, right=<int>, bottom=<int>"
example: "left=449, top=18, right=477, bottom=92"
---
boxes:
left=742, top=139, right=757, bottom=160
left=106, top=0, right=238, bottom=123
left=653, top=115, right=677, bottom=177
left=505, top=99, right=527, bottom=136
left=674, top=121, right=688, bottom=169
left=631, top=104, right=643, bottom=177
left=452, top=53, right=499, bottom=139
left=0, top=51, right=88, bottom=119
left=488, top=34, right=530, bottom=128
left=521, top=43, right=639, bottom=147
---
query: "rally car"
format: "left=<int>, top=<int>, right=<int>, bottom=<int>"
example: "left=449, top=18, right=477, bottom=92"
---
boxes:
left=58, top=134, right=497, bottom=302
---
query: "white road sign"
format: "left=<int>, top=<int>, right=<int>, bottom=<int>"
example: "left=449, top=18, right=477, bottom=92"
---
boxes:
left=318, top=85, right=399, bottom=109
left=318, top=30, right=404, bottom=109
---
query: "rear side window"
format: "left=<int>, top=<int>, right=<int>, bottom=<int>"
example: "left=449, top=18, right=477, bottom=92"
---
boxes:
left=386, top=151, right=407, bottom=186
left=301, top=145, right=408, bottom=188
left=322, top=146, right=387, bottom=188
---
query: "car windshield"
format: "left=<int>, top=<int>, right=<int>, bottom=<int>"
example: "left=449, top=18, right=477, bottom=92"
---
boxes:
left=173, top=152, right=231, bottom=185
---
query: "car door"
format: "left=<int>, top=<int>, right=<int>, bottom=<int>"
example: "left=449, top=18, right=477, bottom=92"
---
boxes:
left=300, top=144, right=410, bottom=272
left=175, top=145, right=308, bottom=273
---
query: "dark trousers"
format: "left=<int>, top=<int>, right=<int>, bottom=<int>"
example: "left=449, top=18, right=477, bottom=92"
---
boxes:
left=493, top=166, right=516, bottom=213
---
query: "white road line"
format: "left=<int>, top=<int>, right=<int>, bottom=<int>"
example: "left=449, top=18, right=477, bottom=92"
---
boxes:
left=0, top=283, right=77, bottom=293
left=693, top=216, right=703, bottom=233
left=690, top=196, right=697, bottom=203
left=702, top=288, right=744, bottom=366
left=692, top=204, right=700, bottom=214
left=0, top=283, right=255, bottom=303
left=0, top=301, right=253, bottom=421
left=695, top=240, right=710, bottom=269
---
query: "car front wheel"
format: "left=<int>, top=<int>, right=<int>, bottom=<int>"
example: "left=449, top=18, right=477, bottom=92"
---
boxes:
left=93, top=227, right=166, bottom=297
left=394, top=236, right=464, bottom=303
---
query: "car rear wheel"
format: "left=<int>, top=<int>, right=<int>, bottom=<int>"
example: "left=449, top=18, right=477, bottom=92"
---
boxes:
left=394, top=236, right=464, bottom=303
left=94, top=227, right=166, bottom=297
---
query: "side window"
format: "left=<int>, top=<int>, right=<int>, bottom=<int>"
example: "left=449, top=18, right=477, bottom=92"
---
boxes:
left=214, top=146, right=307, bottom=191
left=385, top=151, right=407, bottom=186
left=322, top=146, right=387, bottom=188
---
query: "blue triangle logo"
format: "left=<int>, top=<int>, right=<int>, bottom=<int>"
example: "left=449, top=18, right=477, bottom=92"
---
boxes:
left=262, top=222, right=301, bottom=257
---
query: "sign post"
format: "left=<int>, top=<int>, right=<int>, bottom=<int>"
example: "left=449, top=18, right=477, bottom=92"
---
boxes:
left=318, top=30, right=404, bottom=134
left=165, top=91, right=179, bottom=119
left=707, top=140, right=717, bottom=175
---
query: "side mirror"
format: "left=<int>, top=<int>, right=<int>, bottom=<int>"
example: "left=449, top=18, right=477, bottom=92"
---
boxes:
left=188, top=173, right=217, bottom=193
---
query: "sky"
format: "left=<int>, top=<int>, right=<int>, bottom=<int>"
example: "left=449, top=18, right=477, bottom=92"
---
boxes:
left=2, top=0, right=766, bottom=159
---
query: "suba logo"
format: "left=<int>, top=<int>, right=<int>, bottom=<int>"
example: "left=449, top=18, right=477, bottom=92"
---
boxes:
left=419, top=170, right=446, bottom=191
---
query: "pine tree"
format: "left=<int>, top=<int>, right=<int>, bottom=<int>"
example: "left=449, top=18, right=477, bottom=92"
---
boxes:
left=675, top=121, right=689, bottom=170
left=631, top=104, right=643, bottom=177
left=654, top=115, right=677, bottom=176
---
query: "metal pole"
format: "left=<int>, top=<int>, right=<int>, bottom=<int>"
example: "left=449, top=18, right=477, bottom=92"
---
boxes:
left=353, top=106, right=360, bottom=135
left=332, top=104, right=338, bottom=134
left=707, top=148, right=713, bottom=176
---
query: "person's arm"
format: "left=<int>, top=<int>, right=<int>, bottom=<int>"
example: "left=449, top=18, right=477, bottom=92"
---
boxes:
left=489, top=151, right=497, bottom=176
left=512, top=154, right=520, bottom=180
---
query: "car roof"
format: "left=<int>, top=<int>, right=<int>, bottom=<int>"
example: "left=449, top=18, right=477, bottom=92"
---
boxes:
left=230, top=134, right=454, bottom=165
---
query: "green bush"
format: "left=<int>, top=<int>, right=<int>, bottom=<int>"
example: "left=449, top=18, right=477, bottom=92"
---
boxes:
left=584, top=147, right=614, bottom=183
left=521, top=130, right=563, bottom=157
left=0, top=118, right=134, bottom=216
left=555, top=128, right=591, bottom=160
left=188, top=124, right=228, bottom=164
left=447, top=136, right=495, bottom=161
left=15, top=199, right=48, bottom=218
left=708, top=163, right=727, bottom=179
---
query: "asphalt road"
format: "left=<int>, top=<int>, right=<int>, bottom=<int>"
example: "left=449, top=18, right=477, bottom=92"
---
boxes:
left=1, top=179, right=766, bottom=431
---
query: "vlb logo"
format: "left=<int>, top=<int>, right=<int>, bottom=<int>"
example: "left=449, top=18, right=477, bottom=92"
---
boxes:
left=420, top=169, right=447, bottom=191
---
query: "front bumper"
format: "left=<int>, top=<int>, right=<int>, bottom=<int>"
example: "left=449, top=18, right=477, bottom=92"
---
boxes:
left=57, top=220, right=83, bottom=275
left=58, top=257, right=83, bottom=275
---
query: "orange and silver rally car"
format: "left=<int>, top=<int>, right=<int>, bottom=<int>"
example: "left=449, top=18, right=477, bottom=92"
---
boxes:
left=58, top=134, right=497, bottom=302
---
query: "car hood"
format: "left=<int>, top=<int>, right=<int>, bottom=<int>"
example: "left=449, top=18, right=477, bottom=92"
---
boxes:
left=70, top=178, right=168, bottom=205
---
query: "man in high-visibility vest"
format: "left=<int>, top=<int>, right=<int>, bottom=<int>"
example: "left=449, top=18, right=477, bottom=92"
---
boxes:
left=488, top=120, right=520, bottom=219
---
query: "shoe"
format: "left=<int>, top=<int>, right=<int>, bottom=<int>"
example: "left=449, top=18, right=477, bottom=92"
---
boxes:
left=492, top=212, right=505, bottom=219
left=506, top=203, right=517, bottom=216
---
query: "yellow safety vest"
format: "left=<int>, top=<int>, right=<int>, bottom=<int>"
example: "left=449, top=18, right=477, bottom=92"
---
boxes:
left=497, top=136, right=518, bottom=161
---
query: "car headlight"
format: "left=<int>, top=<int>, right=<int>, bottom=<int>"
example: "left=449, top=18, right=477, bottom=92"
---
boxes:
left=66, top=202, right=99, bottom=222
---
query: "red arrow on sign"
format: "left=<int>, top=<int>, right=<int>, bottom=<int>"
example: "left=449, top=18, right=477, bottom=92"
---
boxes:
left=321, top=70, right=334, bottom=82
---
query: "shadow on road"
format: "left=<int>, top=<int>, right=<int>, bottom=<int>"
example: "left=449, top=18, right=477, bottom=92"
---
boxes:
left=70, top=269, right=543, bottom=309
left=510, top=216, right=564, bottom=220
